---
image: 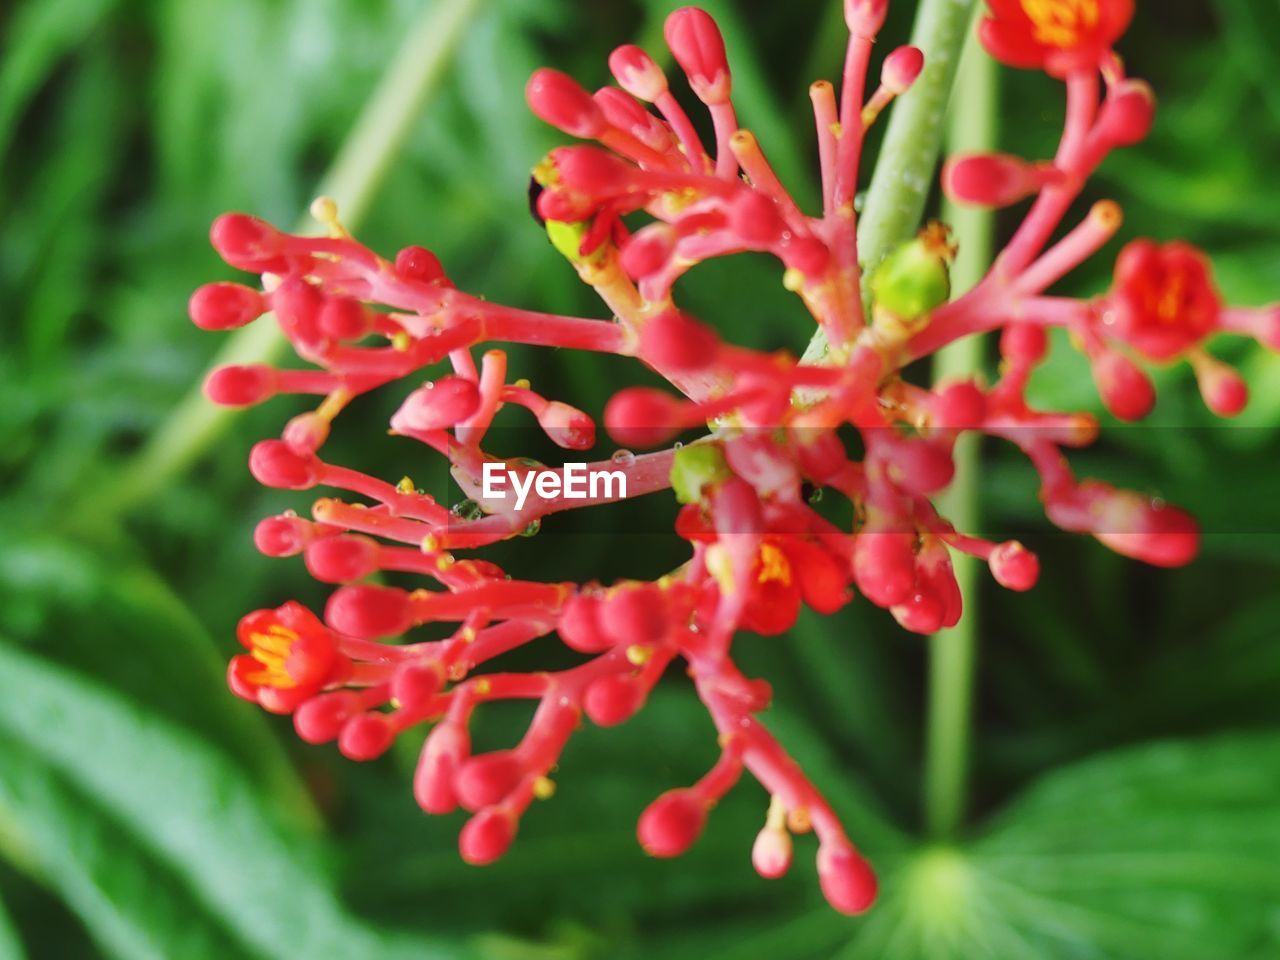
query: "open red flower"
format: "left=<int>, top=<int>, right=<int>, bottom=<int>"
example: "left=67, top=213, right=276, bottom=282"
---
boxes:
left=1109, top=240, right=1222, bottom=361
left=979, top=0, right=1134, bottom=77
left=228, top=601, right=346, bottom=714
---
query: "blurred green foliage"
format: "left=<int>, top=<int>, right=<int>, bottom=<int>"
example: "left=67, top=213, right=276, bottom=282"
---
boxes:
left=1, top=0, right=1279, bottom=958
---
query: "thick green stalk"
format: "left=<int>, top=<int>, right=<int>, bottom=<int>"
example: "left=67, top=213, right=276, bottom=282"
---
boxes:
left=802, top=0, right=977, bottom=364
left=924, top=16, right=997, bottom=840
left=91, top=0, right=483, bottom=519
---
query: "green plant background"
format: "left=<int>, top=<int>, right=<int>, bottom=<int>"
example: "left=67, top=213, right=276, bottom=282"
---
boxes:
left=2, top=0, right=1279, bottom=958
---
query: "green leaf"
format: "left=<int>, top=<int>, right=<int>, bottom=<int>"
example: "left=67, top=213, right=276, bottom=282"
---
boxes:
left=0, top=534, right=317, bottom=824
left=0, top=641, right=469, bottom=960
left=0, top=0, right=120, bottom=160
left=0, top=736, right=245, bottom=960
left=969, top=732, right=1280, bottom=960
left=0, top=888, right=24, bottom=960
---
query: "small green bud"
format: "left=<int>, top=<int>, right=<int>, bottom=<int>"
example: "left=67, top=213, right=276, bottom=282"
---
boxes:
left=868, top=222, right=955, bottom=322
left=670, top=443, right=731, bottom=504
left=546, top=219, right=591, bottom=263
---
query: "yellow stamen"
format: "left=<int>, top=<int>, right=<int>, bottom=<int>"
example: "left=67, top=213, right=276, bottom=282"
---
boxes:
left=626, top=645, right=653, bottom=666
left=757, top=543, right=792, bottom=586
left=309, top=195, right=351, bottom=239
left=244, top=624, right=301, bottom=688
left=1020, top=0, right=1100, bottom=48
left=787, top=806, right=812, bottom=834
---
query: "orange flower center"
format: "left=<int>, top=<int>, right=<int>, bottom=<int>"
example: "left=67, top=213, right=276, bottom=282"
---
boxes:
left=757, top=543, right=792, bottom=586
left=245, top=623, right=300, bottom=688
left=1020, top=0, right=1100, bottom=47
left=1153, top=272, right=1188, bottom=324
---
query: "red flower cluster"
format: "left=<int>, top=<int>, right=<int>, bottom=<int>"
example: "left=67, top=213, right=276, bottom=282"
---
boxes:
left=191, top=2, right=1279, bottom=914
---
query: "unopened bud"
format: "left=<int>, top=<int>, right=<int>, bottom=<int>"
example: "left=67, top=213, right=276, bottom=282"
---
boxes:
left=664, top=8, right=731, bottom=104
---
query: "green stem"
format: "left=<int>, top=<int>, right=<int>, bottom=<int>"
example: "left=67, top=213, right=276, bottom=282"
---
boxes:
left=802, top=0, right=977, bottom=364
left=88, top=0, right=484, bottom=520
left=924, top=15, right=998, bottom=840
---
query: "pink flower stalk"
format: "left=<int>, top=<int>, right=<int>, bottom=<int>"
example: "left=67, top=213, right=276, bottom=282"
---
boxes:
left=192, top=2, right=1280, bottom=915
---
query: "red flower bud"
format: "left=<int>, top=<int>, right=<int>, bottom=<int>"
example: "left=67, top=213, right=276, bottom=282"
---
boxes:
left=608, top=45, right=668, bottom=102
left=664, top=8, right=731, bottom=105
left=249, top=440, right=321, bottom=489
left=638, top=789, right=706, bottom=857
left=557, top=592, right=613, bottom=653
left=933, top=381, right=987, bottom=431
left=844, top=0, right=889, bottom=37
left=393, top=377, right=481, bottom=432
left=210, top=213, right=286, bottom=272
left=605, top=387, right=685, bottom=449
left=881, top=46, right=924, bottom=95
left=395, top=245, right=445, bottom=283
left=989, top=541, right=1040, bottom=591
left=415, top=724, right=469, bottom=815
left=338, top=712, right=395, bottom=761
left=294, top=691, right=360, bottom=744
left=621, top=224, right=677, bottom=279
left=318, top=297, right=372, bottom=341
left=391, top=663, right=443, bottom=711
left=1091, top=350, right=1155, bottom=422
left=454, top=751, right=525, bottom=811
left=551, top=145, right=635, bottom=198
left=1090, top=499, right=1198, bottom=568
left=205, top=364, right=277, bottom=407
left=594, top=88, right=673, bottom=152
left=853, top=532, right=916, bottom=608
left=305, top=534, right=380, bottom=583
left=729, top=191, right=787, bottom=246
left=1094, top=496, right=1200, bottom=569
left=1001, top=324, right=1049, bottom=365
left=1097, top=79, right=1156, bottom=147
left=584, top=673, right=646, bottom=727
left=600, top=584, right=669, bottom=646
left=816, top=844, right=877, bottom=915
left=325, top=584, right=414, bottom=638
left=892, top=583, right=946, bottom=635
left=943, top=153, right=1060, bottom=208
left=282, top=412, right=330, bottom=454
left=271, top=277, right=325, bottom=347
left=527, top=68, right=607, bottom=138
left=783, top=236, right=832, bottom=279
left=1196, top=359, right=1248, bottom=418
left=537, top=401, right=595, bottom=450
left=189, top=282, right=265, bottom=330
left=889, top=439, right=955, bottom=496
left=639, top=310, right=720, bottom=372
left=253, top=514, right=312, bottom=557
left=459, top=808, right=517, bottom=865
left=752, top=826, right=793, bottom=879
